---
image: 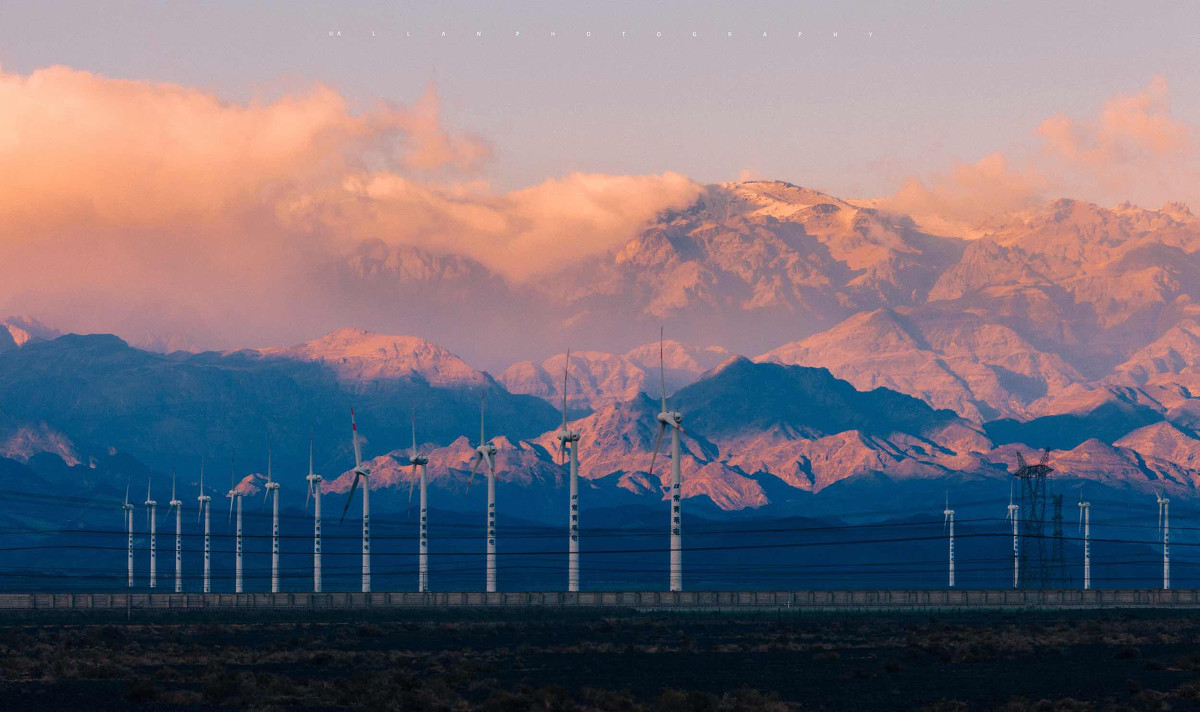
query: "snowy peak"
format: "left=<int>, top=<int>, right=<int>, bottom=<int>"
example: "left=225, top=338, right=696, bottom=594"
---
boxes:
left=251, top=328, right=488, bottom=386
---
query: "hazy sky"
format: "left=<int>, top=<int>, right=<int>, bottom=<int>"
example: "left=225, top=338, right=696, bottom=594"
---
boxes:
left=3, top=1, right=1197, bottom=198
left=2, top=1, right=1199, bottom=359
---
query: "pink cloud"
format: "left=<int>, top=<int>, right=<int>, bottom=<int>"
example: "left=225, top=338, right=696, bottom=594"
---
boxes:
left=881, top=153, right=1046, bottom=223
left=885, top=77, right=1197, bottom=222
left=1036, top=76, right=1193, bottom=200
left=0, top=65, right=700, bottom=349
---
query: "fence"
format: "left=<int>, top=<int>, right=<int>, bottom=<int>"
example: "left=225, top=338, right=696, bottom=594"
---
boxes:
left=1, top=588, right=1199, bottom=612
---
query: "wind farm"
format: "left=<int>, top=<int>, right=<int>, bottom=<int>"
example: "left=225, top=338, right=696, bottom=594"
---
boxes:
left=4, top=3, right=1200, bottom=707
left=3, top=330, right=1192, bottom=605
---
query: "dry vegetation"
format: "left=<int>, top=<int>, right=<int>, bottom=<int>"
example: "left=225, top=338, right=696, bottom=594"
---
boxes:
left=4, top=609, right=1200, bottom=710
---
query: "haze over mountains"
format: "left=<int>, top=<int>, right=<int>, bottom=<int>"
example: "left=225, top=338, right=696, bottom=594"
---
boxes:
left=7, top=181, right=1200, bottom=516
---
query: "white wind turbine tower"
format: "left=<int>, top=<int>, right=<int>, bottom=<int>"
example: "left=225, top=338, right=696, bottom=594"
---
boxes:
left=169, top=472, right=183, bottom=593
left=553, top=350, right=582, bottom=592
left=145, top=477, right=157, bottom=589
left=407, top=411, right=431, bottom=593
left=340, top=408, right=372, bottom=593
left=648, top=328, right=686, bottom=592
left=1157, top=490, right=1170, bottom=590
left=466, top=391, right=499, bottom=593
left=1006, top=483, right=1019, bottom=589
left=304, top=430, right=323, bottom=593
left=263, top=438, right=281, bottom=593
left=943, top=494, right=955, bottom=588
left=197, top=459, right=211, bottom=593
left=122, top=480, right=135, bottom=588
left=227, top=457, right=245, bottom=594
left=1078, top=491, right=1090, bottom=591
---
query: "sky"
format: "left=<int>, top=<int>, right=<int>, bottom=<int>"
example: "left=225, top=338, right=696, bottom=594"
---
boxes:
left=1, top=0, right=1199, bottom=358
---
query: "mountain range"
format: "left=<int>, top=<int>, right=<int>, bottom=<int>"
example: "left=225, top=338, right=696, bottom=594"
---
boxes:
left=6, top=181, right=1200, bottom=518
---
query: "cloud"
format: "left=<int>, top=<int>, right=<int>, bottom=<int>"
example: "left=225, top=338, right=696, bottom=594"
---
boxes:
left=0, top=65, right=700, bottom=349
left=1036, top=76, right=1193, bottom=201
left=881, top=153, right=1046, bottom=223
left=279, top=171, right=702, bottom=278
left=885, top=77, right=1197, bottom=222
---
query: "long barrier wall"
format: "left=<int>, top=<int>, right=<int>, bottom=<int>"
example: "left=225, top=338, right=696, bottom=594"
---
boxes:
left=3, top=589, right=1200, bottom=612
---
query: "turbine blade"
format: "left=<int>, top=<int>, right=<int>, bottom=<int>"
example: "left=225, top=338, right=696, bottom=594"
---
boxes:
left=483, top=450, right=494, bottom=474
left=561, top=348, right=570, bottom=432
left=171, top=470, right=176, bottom=501
left=309, top=428, right=314, bottom=477
left=480, top=390, right=486, bottom=447
left=648, top=423, right=666, bottom=477
left=466, top=454, right=481, bottom=494
left=411, top=407, right=418, bottom=460
left=408, top=465, right=417, bottom=505
left=340, top=474, right=361, bottom=523
left=124, top=479, right=130, bottom=507
left=659, top=326, right=667, bottom=413
left=305, top=479, right=312, bottom=511
left=351, top=408, right=363, bottom=467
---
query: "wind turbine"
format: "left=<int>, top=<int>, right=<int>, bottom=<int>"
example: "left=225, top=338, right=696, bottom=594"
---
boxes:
left=168, top=472, right=183, bottom=593
left=553, top=350, right=582, bottom=593
left=197, top=458, right=211, bottom=593
left=647, top=328, right=685, bottom=592
left=305, top=430, right=323, bottom=593
left=145, top=477, right=157, bottom=589
left=227, top=456, right=245, bottom=594
left=122, top=479, right=135, bottom=588
left=340, top=408, right=372, bottom=593
left=466, top=391, right=498, bottom=593
left=1078, top=491, right=1090, bottom=591
left=263, top=437, right=281, bottom=594
left=943, top=494, right=955, bottom=588
left=1157, top=490, right=1170, bottom=590
left=407, top=411, right=431, bottom=593
left=1006, top=483, right=1019, bottom=589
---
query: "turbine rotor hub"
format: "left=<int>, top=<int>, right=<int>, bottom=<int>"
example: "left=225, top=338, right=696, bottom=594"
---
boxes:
left=656, top=411, right=683, bottom=426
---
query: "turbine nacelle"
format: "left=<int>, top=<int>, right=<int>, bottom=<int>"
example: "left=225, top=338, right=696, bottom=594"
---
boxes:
left=168, top=499, right=183, bottom=508
left=410, top=453, right=430, bottom=466
left=353, top=466, right=371, bottom=478
left=264, top=481, right=280, bottom=491
left=657, top=411, right=683, bottom=427
left=306, top=474, right=323, bottom=483
left=476, top=444, right=498, bottom=457
left=197, top=495, right=211, bottom=503
left=227, top=489, right=244, bottom=498
left=555, top=429, right=581, bottom=444
left=144, top=499, right=157, bottom=507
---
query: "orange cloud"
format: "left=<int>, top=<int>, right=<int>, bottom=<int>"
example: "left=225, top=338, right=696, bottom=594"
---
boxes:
left=882, top=153, right=1046, bottom=224
left=1036, top=76, right=1193, bottom=199
left=0, top=65, right=700, bottom=349
left=886, top=77, right=1197, bottom=223
left=278, top=171, right=702, bottom=278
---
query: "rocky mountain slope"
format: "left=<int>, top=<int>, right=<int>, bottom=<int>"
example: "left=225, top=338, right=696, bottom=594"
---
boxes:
left=498, top=340, right=731, bottom=409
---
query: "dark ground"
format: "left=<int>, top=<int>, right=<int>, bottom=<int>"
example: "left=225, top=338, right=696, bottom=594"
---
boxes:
left=3, top=608, right=1200, bottom=711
